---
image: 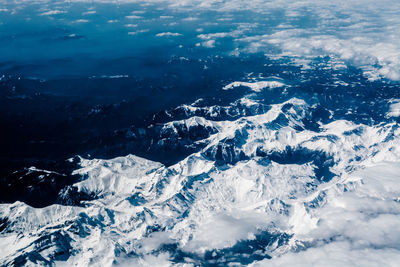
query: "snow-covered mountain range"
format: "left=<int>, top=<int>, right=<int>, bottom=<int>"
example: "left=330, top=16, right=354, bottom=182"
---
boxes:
left=1, top=0, right=400, bottom=266
left=1, top=80, right=400, bottom=265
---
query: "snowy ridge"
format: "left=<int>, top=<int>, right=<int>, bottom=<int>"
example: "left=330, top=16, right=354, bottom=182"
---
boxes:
left=164, top=97, right=270, bottom=121
left=1, top=87, right=400, bottom=265
left=223, top=81, right=285, bottom=92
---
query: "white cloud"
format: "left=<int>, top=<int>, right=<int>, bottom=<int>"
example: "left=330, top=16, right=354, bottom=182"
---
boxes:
left=387, top=100, right=400, bottom=118
left=253, top=162, right=400, bottom=266
left=82, top=10, right=96, bottom=15
left=183, top=212, right=269, bottom=253
left=39, top=10, right=66, bottom=16
left=128, top=29, right=149, bottom=35
left=125, top=23, right=138, bottom=28
left=155, top=32, right=182, bottom=37
left=73, top=19, right=89, bottom=23
left=125, top=15, right=142, bottom=19
left=256, top=241, right=400, bottom=267
left=201, top=39, right=215, bottom=48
